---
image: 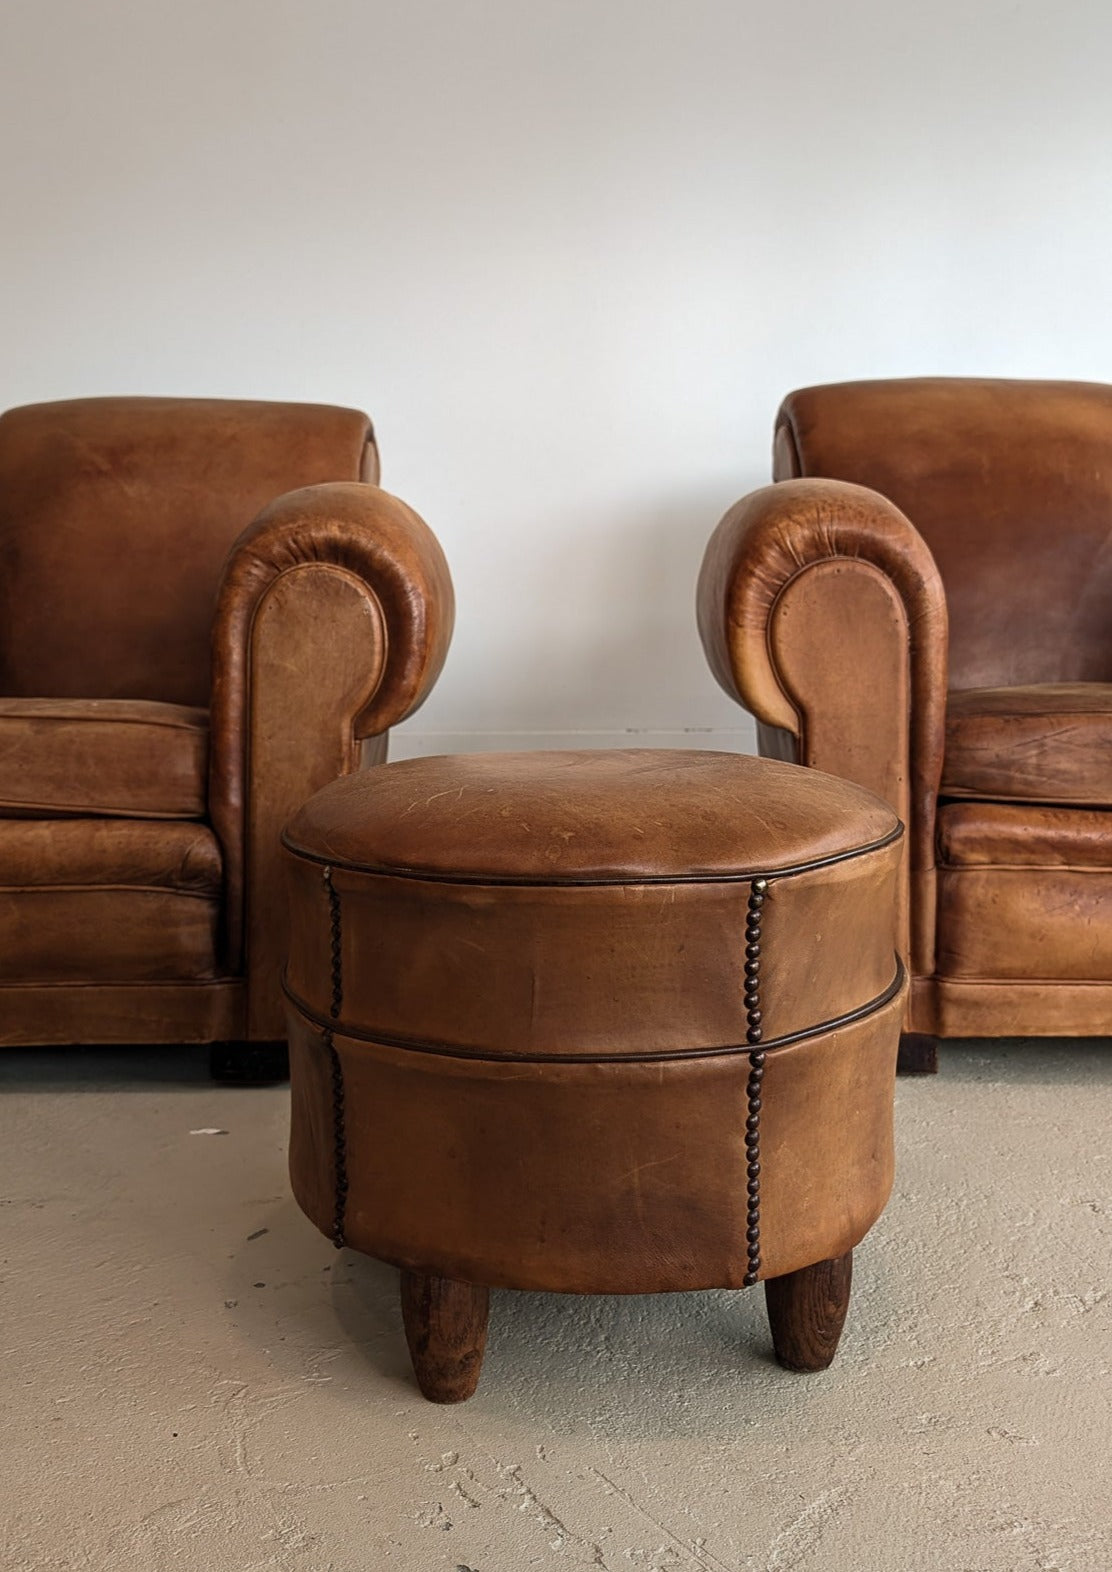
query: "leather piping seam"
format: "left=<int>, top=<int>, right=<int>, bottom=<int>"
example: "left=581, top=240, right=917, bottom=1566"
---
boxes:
left=758, top=549, right=911, bottom=736
left=243, top=560, right=390, bottom=735
left=239, top=559, right=389, bottom=974
left=0, top=716, right=208, bottom=730
left=947, top=706, right=1112, bottom=719
left=279, top=819, right=904, bottom=887
left=755, top=553, right=828, bottom=736
left=282, top=958, right=906, bottom=1065
left=930, top=976, right=1112, bottom=990
left=0, top=978, right=241, bottom=991
left=766, top=554, right=912, bottom=762
left=764, top=549, right=927, bottom=960
left=941, top=791, right=1111, bottom=806
left=0, top=882, right=219, bottom=898
left=939, top=862, right=1112, bottom=874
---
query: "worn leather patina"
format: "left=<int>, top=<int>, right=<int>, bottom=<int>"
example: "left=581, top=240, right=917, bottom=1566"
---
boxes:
left=283, top=750, right=904, bottom=1309
left=0, top=397, right=453, bottom=1049
left=699, top=377, right=1112, bottom=1043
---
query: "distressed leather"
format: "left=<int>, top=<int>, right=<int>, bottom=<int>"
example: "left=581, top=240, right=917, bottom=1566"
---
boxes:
left=0, top=397, right=451, bottom=1048
left=936, top=866, right=1112, bottom=981
left=282, top=747, right=898, bottom=884
left=944, top=684, right=1112, bottom=806
left=285, top=750, right=904, bottom=1293
left=0, top=816, right=221, bottom=891
left=0, top=698, right=208, bottom=819
left=775, top=378, right=1112, bottom=690
left=697, top=478, right=947, bottom=979
left=0, top=397, right=376, bottom=704
left=698, top=378, right=1112, bottom=1040
left=209, top=482, right=455, bottom=1027
left=937, top=800, right=1112, bottom=981
left=288, top=997, right=904, bottom=1293
left=0, top=818, right=222, bottom=982
left=937, top=800, right=1112, bottom=868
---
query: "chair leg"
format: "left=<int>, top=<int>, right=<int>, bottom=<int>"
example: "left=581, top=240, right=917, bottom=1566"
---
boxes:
left=209, top=1040, right=289, bottom=1084
left=764, top=1250, right=853, bottom=1372
left=400, top=1271, right=490, bottom=1403
left=897, top=1032, right=938, bottom=1075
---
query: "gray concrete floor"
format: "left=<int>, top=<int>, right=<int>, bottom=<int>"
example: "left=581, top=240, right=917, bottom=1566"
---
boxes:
left=2, top=1041, right=1110, bottom=1571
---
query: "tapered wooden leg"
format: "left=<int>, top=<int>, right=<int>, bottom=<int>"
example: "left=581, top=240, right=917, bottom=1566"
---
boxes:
left=898, top=1032, right=938, bottom=1075
left=764, top=1250, right=853, bottom=1372
left=400, top=1270, right=490, bottom=1403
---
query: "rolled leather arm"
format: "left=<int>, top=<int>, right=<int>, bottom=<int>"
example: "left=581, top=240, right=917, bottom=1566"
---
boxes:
left=209, top=482, right=454, bottom=1033
left=697, top=477, right=948, bottom=975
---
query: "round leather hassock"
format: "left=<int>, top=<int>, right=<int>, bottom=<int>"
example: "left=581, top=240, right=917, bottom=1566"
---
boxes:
left=283, top=749, right=905, bottom=1293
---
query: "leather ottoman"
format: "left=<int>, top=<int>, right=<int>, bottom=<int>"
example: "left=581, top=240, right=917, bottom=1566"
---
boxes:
left=282, top=749, right=906, bottom=1402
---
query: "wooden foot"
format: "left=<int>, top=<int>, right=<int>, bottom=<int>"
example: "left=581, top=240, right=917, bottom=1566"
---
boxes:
left=897, top=1032, right=938, bottom=1075
left=400, top=1271, right=490, bottom=1403
left=764, top=1250, right=853, bottom=1372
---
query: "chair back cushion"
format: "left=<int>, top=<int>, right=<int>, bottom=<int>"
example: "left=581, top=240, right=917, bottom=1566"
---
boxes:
left=0, top=397, right=374, bottom=704
left=775, top=379, right=1112, bottom=689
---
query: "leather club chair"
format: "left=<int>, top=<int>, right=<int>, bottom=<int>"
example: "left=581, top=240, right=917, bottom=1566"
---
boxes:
left=698, top=377, right=1112, bottom=1073
left=0, top=397, right=453, bottom=1078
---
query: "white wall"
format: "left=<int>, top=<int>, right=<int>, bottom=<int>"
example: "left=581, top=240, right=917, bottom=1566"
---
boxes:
left=4, top=0, right=1111, bottom=758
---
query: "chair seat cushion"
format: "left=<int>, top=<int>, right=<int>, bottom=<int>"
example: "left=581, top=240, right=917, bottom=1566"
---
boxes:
left=943, top=683, right=1112, bottom=807
left=936, top=801, right=1112, bottom=981
left=938, top=800, right=1112, bottom=869
left=0, top=817, right=222, bottom=982
left=0, top=698, right=208, bottom=819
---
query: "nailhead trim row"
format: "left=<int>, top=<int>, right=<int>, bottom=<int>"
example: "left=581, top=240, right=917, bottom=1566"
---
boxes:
left=742, top=877, right=768, bottom=1286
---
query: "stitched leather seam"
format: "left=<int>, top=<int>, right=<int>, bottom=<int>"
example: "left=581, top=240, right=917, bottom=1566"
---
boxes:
left=766, top=555, right=913, bottom=775
left=0, top=717, right=207, bottom=730
left=940, top=788, right=1109, bottom=804
left=931, top=977, right=1112, bottom=990
left=939, top=863, right=1112, bottom=874
left=0, top=883, right=218, bottom=897
left=0, top=978, right=239, bottom=991
left=948, top=709, right=1110, bottom=720
left=239, top=560, right=389, bottom=981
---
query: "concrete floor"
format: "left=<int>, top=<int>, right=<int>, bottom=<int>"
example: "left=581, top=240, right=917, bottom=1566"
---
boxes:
left=2, top=1041, right=1110, bottom=1572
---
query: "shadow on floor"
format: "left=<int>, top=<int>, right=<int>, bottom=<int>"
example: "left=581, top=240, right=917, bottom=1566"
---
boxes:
left=4, top=1037, right=1110, bottom=1094
left=0, top=1044, right=216, bottom=1089
left=932, top=1036, right=1112, bottom=1087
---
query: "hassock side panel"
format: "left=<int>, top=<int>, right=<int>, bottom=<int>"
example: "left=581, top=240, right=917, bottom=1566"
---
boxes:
left=284, top=840, right=901, bottom=1059
left=287, top=977, right=904, bottom=1295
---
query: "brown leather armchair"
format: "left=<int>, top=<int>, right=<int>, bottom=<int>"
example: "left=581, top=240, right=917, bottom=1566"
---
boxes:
left=0, top=397, right=453, bottom=1076
left=698, top=378, right=1112, bottom=1072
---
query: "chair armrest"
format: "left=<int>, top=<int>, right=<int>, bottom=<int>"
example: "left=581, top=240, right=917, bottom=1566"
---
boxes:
left=697, top=477, right=948, bottom=975
left=209, top=481, right=454, bottom=1034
